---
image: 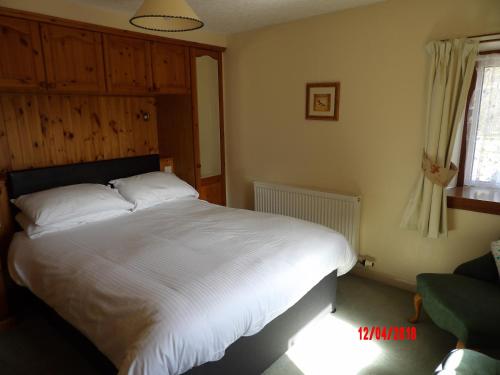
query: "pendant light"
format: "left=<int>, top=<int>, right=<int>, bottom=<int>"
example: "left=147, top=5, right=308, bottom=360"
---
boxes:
left=130, top=0, right=204, bottom=32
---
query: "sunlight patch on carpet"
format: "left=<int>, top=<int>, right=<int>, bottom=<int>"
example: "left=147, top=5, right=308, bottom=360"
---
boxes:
left=286, top=313, right=382, bottom=375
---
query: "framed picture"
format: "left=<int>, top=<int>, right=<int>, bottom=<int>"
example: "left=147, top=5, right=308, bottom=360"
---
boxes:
left=306, top=82, right=340, bottom=121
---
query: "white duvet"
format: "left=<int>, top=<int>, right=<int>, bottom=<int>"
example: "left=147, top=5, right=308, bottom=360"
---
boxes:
left=8, top=199, right=356, bottom=375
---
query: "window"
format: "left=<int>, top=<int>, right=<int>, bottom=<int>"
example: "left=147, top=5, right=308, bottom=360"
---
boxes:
left=461, top=53, right=500, bottom=188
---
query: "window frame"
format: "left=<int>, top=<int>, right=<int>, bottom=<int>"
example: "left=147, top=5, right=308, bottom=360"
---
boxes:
left=457, top=50, right=500, bottom=187
left=449, top=49, right=500, bottom=215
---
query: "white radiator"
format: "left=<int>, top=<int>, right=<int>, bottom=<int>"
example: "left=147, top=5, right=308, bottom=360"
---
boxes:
left=254, top=181, right=361, bottom=252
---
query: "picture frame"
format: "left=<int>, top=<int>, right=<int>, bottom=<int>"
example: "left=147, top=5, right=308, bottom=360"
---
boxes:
left=306, top=82, right=340, bottom=121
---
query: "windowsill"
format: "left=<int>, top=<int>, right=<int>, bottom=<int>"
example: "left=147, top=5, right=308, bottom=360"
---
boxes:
left=447, top=186, right=500, bottom=215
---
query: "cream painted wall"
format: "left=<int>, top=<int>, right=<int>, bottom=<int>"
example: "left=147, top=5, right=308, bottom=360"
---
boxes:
left=0, top=0, right=226, bottom=47
left=224, top=0, right=500, bottom=285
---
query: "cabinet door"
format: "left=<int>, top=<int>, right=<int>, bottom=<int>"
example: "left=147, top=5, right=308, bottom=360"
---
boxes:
left=41, top=24, right=106, bottom=93
left=0, top=16, right=45, bottom=90
left=192, top=48, right=225, bottom=205
left=199, top=176, right=224, bottom=205
left=151, top=42, right=189, bottom=93
left=103, top=35, right=152, bottom=94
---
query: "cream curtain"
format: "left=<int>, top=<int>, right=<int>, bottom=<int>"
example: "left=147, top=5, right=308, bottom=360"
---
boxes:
left=401, top=39, right=479, bottom=238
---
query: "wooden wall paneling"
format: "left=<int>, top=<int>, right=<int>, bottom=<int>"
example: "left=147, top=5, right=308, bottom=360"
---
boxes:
left=95, top=97, right=118, bottom=160
left=98, top=97, right=158, bottom=159
left=1, top=95, right=49, bottom=169
left=62, top=95, right=93, bottom=163
left=129, top=97, right=158, bottom=156
left=0, top=104, right=12, bottom=173
left=156, top=94, right=196, bottom=187
left=105, top=97, right=128, bottom=158
left=145, top=98, right=159, bottom=155
left=0, top=16, right=45, bottom=91
left=130, top=98, right=145, bottom=155
left=118, top=98, right=134, bottom=157
left=88, top=96, right=105, bottom=160
left=151, top=42, right=190, bottom=94
left=67, top=96, right=98, bottom=162
left=40, top=95, right=71, bottom=166
left=103, top=35, right=153, bottom=94
left=0, top=94, right=159, bottom=171
left=41, top=24, right=106, bottom=93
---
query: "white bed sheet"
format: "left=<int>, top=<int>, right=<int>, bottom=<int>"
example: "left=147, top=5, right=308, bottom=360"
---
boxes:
left=8, top=199, right=356, bottom=375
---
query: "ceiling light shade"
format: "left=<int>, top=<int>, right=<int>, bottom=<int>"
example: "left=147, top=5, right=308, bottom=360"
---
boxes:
left=130, top=0, right=204, bottom=32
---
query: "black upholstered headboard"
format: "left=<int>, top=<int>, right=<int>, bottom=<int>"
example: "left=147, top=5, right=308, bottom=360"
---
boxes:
left=7, top=155, right=160, bottom=199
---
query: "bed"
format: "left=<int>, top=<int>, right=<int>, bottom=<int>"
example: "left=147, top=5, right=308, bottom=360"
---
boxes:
left=5, top=155, right=357, bottom=375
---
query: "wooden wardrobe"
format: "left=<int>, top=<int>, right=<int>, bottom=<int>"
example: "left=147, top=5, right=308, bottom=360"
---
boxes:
left=0, top=7, right=226, bottom=322
left=0, top=6, right=226, bottom=206
left=157, top=49, right=226, bottom=205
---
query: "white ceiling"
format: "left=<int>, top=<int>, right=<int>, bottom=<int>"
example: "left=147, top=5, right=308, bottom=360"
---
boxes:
left=71, top=0, right=385, bottom=34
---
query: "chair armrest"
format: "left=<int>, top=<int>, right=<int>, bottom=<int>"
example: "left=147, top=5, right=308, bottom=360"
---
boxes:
left=454, top=252, right=499, bottom=283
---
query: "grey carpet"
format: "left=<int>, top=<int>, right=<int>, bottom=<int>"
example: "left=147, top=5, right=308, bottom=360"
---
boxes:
left=0, top=275, right=496, bottom=374
left=265, top=275, right=456, bottom=375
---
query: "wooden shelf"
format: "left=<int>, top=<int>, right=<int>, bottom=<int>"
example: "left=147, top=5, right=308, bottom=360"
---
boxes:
left=447, top=186, right=500, bottom=215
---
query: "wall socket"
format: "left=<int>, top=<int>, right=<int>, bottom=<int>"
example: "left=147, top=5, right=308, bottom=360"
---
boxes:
left=358, top=255, right=375, bottom=268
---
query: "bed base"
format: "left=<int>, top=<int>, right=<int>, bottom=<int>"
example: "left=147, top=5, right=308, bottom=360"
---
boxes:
left=187, top=270, right=337, bottom=375
left=17, top=269, right=337, bottom=375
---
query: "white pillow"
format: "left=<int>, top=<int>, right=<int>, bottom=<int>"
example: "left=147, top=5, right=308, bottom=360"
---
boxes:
left=109, top=172, right=199, bottom=210
left=12, top=183, right=134, bottom=226
left=16, top=210, right=130, bottom=239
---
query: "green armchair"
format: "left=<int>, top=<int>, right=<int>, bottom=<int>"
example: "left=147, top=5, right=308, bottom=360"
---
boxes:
left=435, top=349, right=500, bottom=374
left=409, top=252, right=500, bottom=349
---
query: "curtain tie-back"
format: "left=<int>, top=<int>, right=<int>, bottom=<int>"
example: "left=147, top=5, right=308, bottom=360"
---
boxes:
left=421, top=152, right=457, bottom=187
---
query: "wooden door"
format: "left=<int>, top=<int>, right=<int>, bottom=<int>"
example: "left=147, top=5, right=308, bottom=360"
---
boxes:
left=151, top=42, right=189, bottom=93
left=103, top=34, right=152, bottom=94
left=0, top=16, right=45, bottom=91
left=191, top=48, right=226, bottom=205
left=199, top=176, right=224, bottom=205
left=41, top=24, right=106, bottom=93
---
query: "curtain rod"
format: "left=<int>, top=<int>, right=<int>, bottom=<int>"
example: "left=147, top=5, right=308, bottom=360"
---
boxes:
left=468, top=32, right=500, bottom=43
left=440, top=32, right=500, bottom=43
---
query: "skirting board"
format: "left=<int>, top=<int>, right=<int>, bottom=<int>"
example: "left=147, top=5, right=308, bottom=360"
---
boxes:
left=351, top=265, right=416, bottom=292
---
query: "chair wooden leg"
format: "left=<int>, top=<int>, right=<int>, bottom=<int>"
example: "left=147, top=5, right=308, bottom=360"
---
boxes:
left=408, top=293, right=422, bottom=324
left=456, top=340, right=466, bottom=349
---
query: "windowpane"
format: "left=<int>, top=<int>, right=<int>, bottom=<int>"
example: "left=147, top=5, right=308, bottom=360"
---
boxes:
left=471, top=66, right=500, bottom=185
left=464, top=54, right=500, bottom=189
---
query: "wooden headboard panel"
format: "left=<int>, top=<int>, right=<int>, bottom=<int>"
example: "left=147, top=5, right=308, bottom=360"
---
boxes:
left=7, top=154, right=160, bottom=199
left=0, top=178, right=12, bottom=248
left=0, top=94, right=159, bottom=173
